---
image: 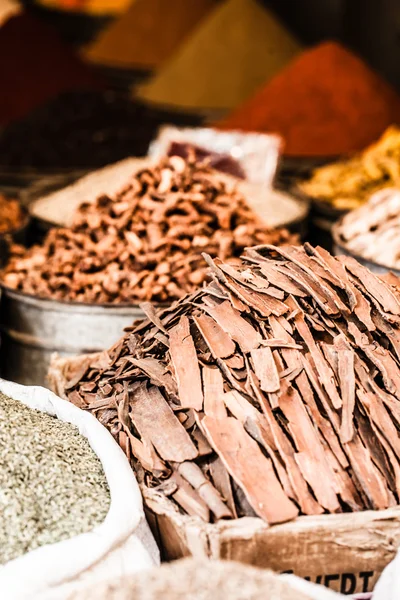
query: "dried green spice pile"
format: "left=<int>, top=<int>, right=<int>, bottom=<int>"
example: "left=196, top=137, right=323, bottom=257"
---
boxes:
left=0, top=393, right=110, bottom=565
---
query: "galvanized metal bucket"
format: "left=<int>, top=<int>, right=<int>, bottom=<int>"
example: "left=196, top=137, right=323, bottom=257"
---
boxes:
left=0, top=287, right=146, bottom=387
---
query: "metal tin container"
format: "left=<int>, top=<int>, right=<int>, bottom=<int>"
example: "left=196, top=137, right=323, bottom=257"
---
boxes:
left=332, top=222, right=400, bottom=277
left=0, top=287, right=146, bottom=387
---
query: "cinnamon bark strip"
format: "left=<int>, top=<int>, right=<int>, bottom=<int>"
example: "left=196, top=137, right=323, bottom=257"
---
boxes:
left=130, top=384, right=198, bottom=462
left=202, top=416, right=299, bottom=524
left=250, top=347, right=280, bottom=393
left=202, top=300, right=261, bottom=353
left=334, top=335, right=356, bottom=443
left=277, top=381, right=340, bottom=512
left=286, top=296, right=342, bottom=410
left=169, top=315, right=203, bottom=411
left=175, top=461, right=232, bottom=520
left=202, top=366, right=227, bottom=420
left=193, top=312, right=236, bottom=359
left=247, top=369, right=323, bottom=516
left=340, top=255, right=400, bottom=315
left=209, top=457, right=237, bottom=518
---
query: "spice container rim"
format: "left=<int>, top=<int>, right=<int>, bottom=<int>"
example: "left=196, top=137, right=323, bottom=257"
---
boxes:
left=332, top=219, right=400, bottom=277
left=0, top=283, right=159, bottom=313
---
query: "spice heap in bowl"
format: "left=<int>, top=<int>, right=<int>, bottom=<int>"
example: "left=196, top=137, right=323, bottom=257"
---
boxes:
left=2, top=156, right=296, bottom=304
left=0, top=195, right=25, bottom=234
left=60, top=243, right=400, bottom=524
left=217, top=42, right=400, bottom=159
left=334, top=187, right=400, bottom=273
left=0, top=90, right=201, bottom=171
left=0, top=392, right=110, bottom=564
left=300, top=126, right=400, bottom=212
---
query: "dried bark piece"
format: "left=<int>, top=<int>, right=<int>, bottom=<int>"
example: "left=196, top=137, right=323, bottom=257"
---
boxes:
left=247, top=369, right=323, bottom=516
left=222, top=274, right=288, bottom=317
left=140, top=301, right=168, bottom=334
left=209, top=457, right=237, bottom=518
left=277, top=381, right=340, bottom=512
left=340, top=255, right=400, bottom=315
left=170, top=471, right=210, bottom=522
left=272, top=244, right=348, bottom=314
left=250, top=347, right=280, bottom=393
left=286, top=296, right=342, bottom=410
left=128, top=357, right=177, bottom=397
left=175, top=461, right=232, bottom=520
left=334, top=335, right=356, bottom=443
left=250, top=257, right=308, bottom=297
left=203, top=300, right=261, bottom=353
left=202, top=416, right=299, bottom=525
left=192, top=427, right=213, bottom=456
left=130, top=384, right=198, bottom=462
left=193, top=313, right=236, bottom=359
left=202, top=366, right=227, bottom=420
left=169, top=316, right=203, bottom=411
left=217, top=260, right=285, bottom=299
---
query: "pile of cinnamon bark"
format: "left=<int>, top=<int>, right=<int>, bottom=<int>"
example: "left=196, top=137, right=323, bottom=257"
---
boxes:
left=60, top=242, right=400, bottom=525
left=2, top=156, right=294, bottom=304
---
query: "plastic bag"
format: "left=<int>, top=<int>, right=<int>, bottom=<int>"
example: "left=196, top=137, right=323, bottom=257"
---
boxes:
left=0, top=379, right=159, bottom=600
left=149, top=125, right=282, bottom=187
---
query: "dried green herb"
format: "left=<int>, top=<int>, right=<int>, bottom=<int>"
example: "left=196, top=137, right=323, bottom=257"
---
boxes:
left=0, top=392, right=110, bottom=565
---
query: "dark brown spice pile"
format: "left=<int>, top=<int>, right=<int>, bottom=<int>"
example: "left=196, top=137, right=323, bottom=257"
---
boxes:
left=0, top=90, right=200, bottom=170
left=60, top=243, right=400, bottom=525
left=2, top=157, right=294, bottom=304
left=0, top=196, right=24, bottom=234
left=0, top=13, right=103, bottom=126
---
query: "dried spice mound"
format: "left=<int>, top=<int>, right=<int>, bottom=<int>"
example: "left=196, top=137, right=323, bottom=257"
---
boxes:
left=85, top=0, right=217, bottom=70
left=0, top=90, right=200, bottom=170
left=2, top=157, right=295, bottom=304
left=335, top=188, right=400, bottom=269
left=65, top=558, right=313, bottom=600
left=63, top=243, right=400, bottom=526
left=137, top=0, right=301, bottom=112
left=0, top=393, right=110, bottom=564
left=0, top=13, right=103, bottom=126
left=0, top=195, right=24, bottom=234
left=218, top=41, right=400, bottom=157
left=301, top=126, right=400, bottom=211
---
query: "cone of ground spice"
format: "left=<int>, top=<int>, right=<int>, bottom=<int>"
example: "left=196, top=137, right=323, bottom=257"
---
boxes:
left=0, top=11, right=103, bottom=125
left=84, top=0, right=218, bottom=70
left=136, top=0, right=301, bottom=113
left=218, top=41, right=400, bottom=157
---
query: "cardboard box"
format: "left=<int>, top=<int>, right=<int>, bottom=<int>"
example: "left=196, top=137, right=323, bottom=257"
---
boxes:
left=49, top=355, right=400, bottom=595
left=142, top=481, right=400, bottom=595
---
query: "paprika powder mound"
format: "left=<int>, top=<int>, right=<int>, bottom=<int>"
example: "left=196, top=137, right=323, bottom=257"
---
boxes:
left=84, top=0, right=218, bottom=70
left=0, top=12, right=103, bottom=125
left=217, top=41, right=400, bottom=157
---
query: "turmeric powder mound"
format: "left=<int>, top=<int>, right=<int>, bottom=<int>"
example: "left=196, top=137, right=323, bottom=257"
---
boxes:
left=84, top=0, right=217, bottom=70
left=136, top=0, right=301, bottom=112
left=218, top=41, right=400, bottom=157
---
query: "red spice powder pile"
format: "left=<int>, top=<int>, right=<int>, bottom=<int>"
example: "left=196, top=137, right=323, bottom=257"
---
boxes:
left=0, top=12, right=103, bottom=125
left=218, top=41, right=400, bottom=157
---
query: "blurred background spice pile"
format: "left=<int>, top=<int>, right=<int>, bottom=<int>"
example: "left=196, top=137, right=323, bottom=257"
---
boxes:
left=2, top=156, right=295, bottom=303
